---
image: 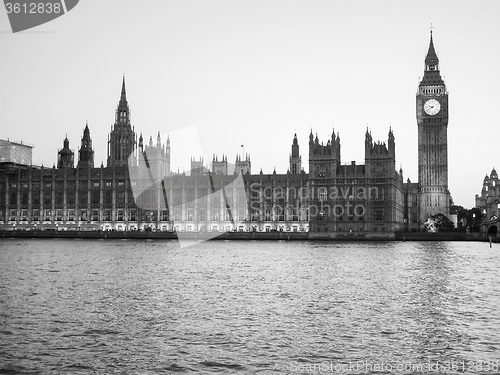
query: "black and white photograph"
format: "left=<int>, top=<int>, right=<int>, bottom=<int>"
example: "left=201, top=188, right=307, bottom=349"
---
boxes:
left=1, top=1, right=499, bottom=373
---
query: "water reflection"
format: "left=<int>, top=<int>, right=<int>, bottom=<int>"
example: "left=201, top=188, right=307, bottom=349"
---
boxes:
left=404, top=242, right=458, bottom=361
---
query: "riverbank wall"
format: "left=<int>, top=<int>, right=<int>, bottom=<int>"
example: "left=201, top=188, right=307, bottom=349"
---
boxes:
left=0, top=230, right=491, bottom=242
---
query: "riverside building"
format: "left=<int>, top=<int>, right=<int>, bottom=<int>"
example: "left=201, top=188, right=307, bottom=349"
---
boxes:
left=0, top=33, right=451, bottom=233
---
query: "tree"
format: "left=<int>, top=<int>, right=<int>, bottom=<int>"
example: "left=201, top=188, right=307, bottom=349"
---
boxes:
left=424, top=213, right=455, bottom=232
left=450, top=204, right=464, bottom=216
left=449, top=206, right=483, bottom=232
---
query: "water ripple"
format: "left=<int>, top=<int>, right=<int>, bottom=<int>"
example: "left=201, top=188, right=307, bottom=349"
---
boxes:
left=0, top=239, right=499, bottom=373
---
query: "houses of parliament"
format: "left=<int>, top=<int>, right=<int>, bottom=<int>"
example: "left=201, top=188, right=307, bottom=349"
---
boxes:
left=0, top=32, right=451, bottom=233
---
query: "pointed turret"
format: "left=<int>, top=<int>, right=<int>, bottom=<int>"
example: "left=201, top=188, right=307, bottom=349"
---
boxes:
left=388, top=127, right=395, bottom=155
left=115, top=75, right=130, bottom=123
left=490, top=168, right=498, bottom=179
left=365, top=127, right=372, bottom=143
left=291, top=134, right=299, bottom=157
left=119, top=75, right=128, bottom=108
left=78, top=122, right=94, bottom=168
left=290, top=133, right=301, bottom=174
left=82, top=122, right=91, bottom=142
left=365, top=127, right=372, bottom=154
left=57, top=136, right=74, bottom=168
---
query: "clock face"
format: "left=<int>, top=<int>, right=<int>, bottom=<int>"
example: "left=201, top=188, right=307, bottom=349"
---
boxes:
left=424, top=99, right=441, bottom=115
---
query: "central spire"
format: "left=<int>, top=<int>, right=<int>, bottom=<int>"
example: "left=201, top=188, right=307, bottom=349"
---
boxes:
left=115, top=76, right=130, bottom=126
left=119, top=75, right=128, bottom=108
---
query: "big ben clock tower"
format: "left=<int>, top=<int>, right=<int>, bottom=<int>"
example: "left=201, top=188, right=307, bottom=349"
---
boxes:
left=417, top=31, right=450, bottom=221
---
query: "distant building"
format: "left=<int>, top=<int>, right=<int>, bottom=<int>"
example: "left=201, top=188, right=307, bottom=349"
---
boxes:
left=475, top=168, right=499, bottom=238
left=0, top=139, right=33, bottom=166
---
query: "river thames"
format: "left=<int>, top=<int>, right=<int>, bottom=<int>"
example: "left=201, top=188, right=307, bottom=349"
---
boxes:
left=0, top=239, right=499, bottom=374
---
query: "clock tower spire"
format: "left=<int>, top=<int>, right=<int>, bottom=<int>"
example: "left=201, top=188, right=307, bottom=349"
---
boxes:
left=416, top=31, right=450, bottom=222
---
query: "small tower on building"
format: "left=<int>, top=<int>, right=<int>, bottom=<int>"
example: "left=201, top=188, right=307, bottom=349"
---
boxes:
left=235, top=154, right=251, bottom=174
left=212, top=154, right=228, bottom=175
left=57, top=136, right=74, bottom=168
left=191, top=157, right=207, bottom=175
left=289, top=134, right=301, bottom=174
left=308, top=128, right=341, bottom=179
left=143, top=131, right=170, bottom=177
left=364, top=128, right=396, bottom=178
left=77, top=123, right=94, bottom=168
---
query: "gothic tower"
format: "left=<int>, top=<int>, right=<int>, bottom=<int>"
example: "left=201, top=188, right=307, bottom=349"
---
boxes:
left=57, top=136, right=74, bottom=168
left=308, top=129, right=341, bottom=232
left=289, top=133, right=301, bottom=174
left=235, top=154, right=251, bottom=174
left=308, top=129, right=341, bottom=180
left=107, top=77, right=136, bottom=167
left=77, top=123, right=94, bottom=168
left=212, top=154, right=228, bottom=175
left=191, top=157, right=206, bottom=175
left=364, top=128, right=395, bottom=179
left=417, top=31, right=450, bottom=220
left=143, top=132, right=170, bottom=178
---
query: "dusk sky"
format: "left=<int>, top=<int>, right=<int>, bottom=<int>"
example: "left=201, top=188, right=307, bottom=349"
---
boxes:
left=1, top=0, right=499, bottom=207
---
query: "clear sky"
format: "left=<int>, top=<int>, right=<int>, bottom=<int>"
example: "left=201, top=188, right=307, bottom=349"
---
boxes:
left=1, top=0, right=499, bottom=208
